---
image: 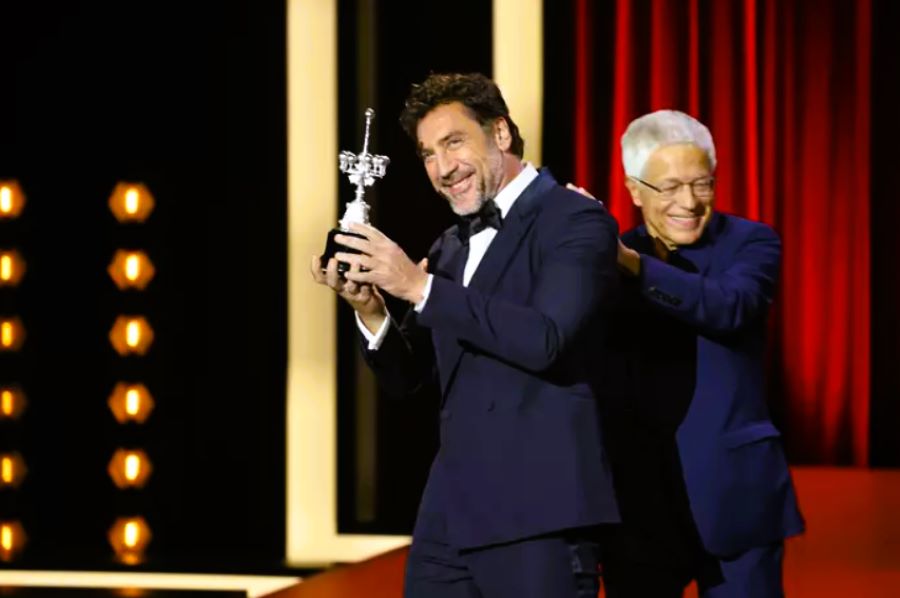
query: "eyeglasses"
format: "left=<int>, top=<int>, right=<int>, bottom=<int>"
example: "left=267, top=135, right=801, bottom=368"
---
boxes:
left=630, top=176, right=715, bottom=199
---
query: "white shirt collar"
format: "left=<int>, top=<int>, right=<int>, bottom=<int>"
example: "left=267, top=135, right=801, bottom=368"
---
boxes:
left=492, top=163, right=539, bottom=218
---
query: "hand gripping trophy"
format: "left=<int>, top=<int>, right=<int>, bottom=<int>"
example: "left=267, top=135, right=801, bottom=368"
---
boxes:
left=321, top=108, right=390, bottom=274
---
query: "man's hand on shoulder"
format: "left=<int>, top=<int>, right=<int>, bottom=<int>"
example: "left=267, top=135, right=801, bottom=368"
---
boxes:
left=617, top=239, right=641, bottom=277
left=565, top=182, right=604, bottom=206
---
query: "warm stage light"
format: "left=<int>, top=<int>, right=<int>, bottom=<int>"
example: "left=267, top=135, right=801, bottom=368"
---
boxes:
left=108, top=383, right=155, bottom=424
left=0, top=386, right=26, bottom=420
left=109, top=316, right=154, bottom=355
left=109, top=516, right=151, bottom=565
left=0, top=181, right=25, bottom=219
left=108, top=449, right=152, bottom=489
left=0, top=317, right=25, bottom=351
left=0, top=520, right=26, bottom=562
left=108, top=250, right=155, bottom=290
left=108, top=183, right=155, bottom=223
left=0, top=452, right=26, bottom=489
left=0, top=250, right=26, bottom=286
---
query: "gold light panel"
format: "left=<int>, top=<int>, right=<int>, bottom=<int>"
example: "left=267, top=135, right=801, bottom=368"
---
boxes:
left=108, top=183, right=155, bottom=223
left=0, top=181, right=25, bottom=219
left=108, top=449, right=153, bottom=489
left=0, top=520, right=26, bottom=562
left=0, top=317, right=25, bottom=351
left=108, top=516, right=151, bottom=565
left=0, top=387, right=26, bottom=420
left=0, top=453, right=27, bottom=489
left=108, top=250, right=156, bottom=290
left=109, top=316, right=154, bottom=355
left=0, top=250, right=26, bottom=287
left=108, top=383, right=155, bottom=424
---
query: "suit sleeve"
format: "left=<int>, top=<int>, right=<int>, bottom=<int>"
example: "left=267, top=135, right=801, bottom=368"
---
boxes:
left=359, top=310, right=434, bottom=396
left=357, top=237, right=445, bottom=396
left=638, top=224, right=781, bottom=335
left=416, top=203, right=618, bottom=373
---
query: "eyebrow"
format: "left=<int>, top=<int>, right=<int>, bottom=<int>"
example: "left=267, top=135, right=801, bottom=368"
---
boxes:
left=418, top=130, right=465, bottom=158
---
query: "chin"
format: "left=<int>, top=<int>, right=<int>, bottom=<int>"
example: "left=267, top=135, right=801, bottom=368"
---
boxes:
left=669, top=230, right=704, bottom=246
left=449, top=195, right=483, bottom=217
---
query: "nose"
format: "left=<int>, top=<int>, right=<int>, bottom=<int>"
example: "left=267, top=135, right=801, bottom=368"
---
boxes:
left=435, top=150, right=457, bottom=180
left=674, top=183, right=699, bottom=210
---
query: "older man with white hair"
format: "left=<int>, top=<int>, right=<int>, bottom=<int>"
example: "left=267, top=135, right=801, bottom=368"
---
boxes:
left=597, top=110, right=805, bottom=597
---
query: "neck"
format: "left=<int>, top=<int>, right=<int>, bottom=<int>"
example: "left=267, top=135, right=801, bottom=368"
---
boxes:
left=492, top=156, right=525, bottom=197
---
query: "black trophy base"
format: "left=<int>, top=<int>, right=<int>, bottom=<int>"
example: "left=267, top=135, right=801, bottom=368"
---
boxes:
left=321, top=227, right=366, bottom=275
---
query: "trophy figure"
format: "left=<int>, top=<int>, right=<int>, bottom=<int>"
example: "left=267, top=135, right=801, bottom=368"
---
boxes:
left=321, top=107, right=390, bottom=274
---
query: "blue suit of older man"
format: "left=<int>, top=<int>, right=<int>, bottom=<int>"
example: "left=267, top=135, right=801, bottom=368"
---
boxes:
left=602, top=212, right=804, bottom=598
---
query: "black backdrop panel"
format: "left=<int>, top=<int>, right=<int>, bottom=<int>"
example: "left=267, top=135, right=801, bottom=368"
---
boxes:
left=870, top=0, right=900, bottom=467
left=0, top=1, right=287, bottom=571
left=335, top=0, right=493, bottom=535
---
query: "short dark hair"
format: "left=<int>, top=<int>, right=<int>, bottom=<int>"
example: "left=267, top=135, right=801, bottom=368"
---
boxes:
left=399, top=72, right=525, bottom=159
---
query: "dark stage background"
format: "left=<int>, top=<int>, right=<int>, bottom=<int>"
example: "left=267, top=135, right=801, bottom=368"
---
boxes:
left=0, top=1, right=287, bottom=571
left=0, top=0, right=898, bottom=573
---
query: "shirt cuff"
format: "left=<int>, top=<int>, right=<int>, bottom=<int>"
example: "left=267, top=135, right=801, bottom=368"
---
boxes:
left=356, top=310, right=391, bottom=351
left=414, top=274, right=434, bottom=313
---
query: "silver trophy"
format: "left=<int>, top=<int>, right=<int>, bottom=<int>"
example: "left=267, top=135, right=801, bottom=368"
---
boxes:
left=322, top=108, right=390, bottom=274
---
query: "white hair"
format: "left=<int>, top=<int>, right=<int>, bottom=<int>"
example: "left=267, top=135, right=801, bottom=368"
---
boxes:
left=620, top=110, right=717, bottom=178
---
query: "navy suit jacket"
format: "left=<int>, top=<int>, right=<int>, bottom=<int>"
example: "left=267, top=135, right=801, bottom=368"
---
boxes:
left=363, top=170, right=621, bottom=549
left=616, top=213, right=805, bottom=558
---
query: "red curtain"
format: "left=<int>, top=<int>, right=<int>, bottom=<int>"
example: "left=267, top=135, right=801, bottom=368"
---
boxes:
left=573, top=0, right=871, bottom=464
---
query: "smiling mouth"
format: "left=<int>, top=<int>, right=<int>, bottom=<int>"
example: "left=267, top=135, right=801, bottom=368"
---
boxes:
left=445, top=173, right=473, bottom=195
left=667, top=214, right=703, bottom=229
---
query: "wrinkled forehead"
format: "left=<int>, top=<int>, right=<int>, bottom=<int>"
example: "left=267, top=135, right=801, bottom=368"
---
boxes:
left=415, top=102, right=486, bottom=148
left=643, top=143, right=713, bottom=179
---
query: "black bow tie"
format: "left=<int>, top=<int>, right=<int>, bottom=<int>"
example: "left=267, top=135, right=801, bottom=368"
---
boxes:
left=457, top=199, right=503, bottom=244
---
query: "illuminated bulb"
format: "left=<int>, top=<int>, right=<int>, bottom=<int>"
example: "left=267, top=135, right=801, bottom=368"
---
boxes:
left=1, top=322, right=12, bottom=347
left=125, top=188, right=140, bottom=215
left=1, top=390, right=12, bottom=416
left=124, top=254, right=140, bottom=281
left=0, top=255, right=10, bottom=281
left=124, top=454, right=141, bottom=481
left=0, top=187, right=10, bottom=214
left=109, top=383, right=154, bottom=423
left=1, top=456, right=11, bottom=484
left=0, top=520, right=26, bottom=562
left=124, top=521, right=140, bottom=548
left=126, top=320, right=141, bottom=347
left=0, top=525, right=11, bottom=551
left=125, top=389, right=141, bottom=416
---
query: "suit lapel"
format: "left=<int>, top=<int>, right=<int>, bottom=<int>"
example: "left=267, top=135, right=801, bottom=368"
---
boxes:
left=467, top=170, right=553, bottom=293
left=433, top=170, right=555, bottom=399
left=429, top=232, right=468, bottom=399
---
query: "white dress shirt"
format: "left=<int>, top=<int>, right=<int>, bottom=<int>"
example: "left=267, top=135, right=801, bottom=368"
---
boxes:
left=358, top=164, right=539, bottom=350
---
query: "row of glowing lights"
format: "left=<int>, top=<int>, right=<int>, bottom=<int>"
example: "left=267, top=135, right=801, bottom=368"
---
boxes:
left=0, top=249, right=155, bottom=290
left=0, top=180, right=156, bottom=563
left=0, top=315, right=155, bottom=354
left=1, top=180, right=154, bottom=222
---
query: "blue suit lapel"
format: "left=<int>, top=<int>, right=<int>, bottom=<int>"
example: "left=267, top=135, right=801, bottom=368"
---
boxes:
left=467, top=170, right=553, bottom=293
left=429, top=233, right=468, bottom=399
left=431, top=170, right=555, bottom=399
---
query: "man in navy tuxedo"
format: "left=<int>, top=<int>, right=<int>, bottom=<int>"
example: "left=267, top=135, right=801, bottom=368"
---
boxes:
left=311, top=73, right=620, bottom=597
left=597, top=110, right=805, bottom=597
